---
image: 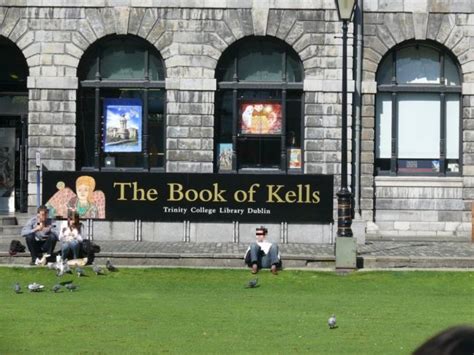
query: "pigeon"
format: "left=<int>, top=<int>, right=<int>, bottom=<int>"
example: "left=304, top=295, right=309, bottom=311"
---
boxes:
left=106, top=259, right=117, bottom=272
left=63, top=261, right=72, bottom=274
left=65, top=283, right=77, bottom=292
left=27, top=283, right=44, bottom=292
left=92, top=263, right=103, bottom=275
left=76, top=267, right=85, bottom=277
left=246, top=278, right=258, bottom=288
left=328, top=314, right=337, bottom=329
left=14, top=282, right=21, bottom=294
left=51, top=284, right=62, bottom=293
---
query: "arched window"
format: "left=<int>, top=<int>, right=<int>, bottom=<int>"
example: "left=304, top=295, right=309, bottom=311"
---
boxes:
left=375, top=41, right=461, bottom=175
left=215, top=37, right=304, bottom=172
left=77, top=35, right=165, bottom=170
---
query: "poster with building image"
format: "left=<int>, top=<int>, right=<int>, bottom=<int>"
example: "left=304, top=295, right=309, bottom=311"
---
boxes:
left=104, top=98, right=142, bottom=153
left=218, top=143, right=233, bottom=171
left=240, top=102, right=282, bottom=134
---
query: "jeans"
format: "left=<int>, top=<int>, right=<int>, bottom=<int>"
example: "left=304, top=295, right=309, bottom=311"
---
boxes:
left=61, top=240, right=81, bottom=260
left=25, top=234, right=57, bottom=262
left=248, top=242, right=280, bottom=268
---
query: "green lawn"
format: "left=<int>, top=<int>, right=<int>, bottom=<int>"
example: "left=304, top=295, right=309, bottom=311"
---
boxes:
left=0, top=267, right=473, bottom=354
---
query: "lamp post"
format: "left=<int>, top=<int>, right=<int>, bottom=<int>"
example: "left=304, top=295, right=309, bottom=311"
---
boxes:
left=335, top=0, right=357, bottom=270
left=335, top=0, right=356, bottom=238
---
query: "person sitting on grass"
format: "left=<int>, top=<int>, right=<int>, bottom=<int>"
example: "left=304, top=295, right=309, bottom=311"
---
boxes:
left=59, top=210, right=83, bottom=260
left=21, top=205, right=58, bottom=266
left=244, top=226, right=281, bottom=275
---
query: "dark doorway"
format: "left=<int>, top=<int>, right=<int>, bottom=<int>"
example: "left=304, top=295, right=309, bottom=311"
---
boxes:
left=0, top=37, right=29, bottom=213
left=0, top=115, right=27, bottom=212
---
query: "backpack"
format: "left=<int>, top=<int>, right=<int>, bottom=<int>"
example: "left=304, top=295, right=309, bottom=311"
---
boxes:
left=80, top=240, right=101, bottom=264
left=9, top=240, right=26, bottom=256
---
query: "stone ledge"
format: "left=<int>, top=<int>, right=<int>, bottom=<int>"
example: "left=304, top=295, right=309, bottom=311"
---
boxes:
left=304, top=79, right=355, bottom=93
left=375, top=176, right=463, bottom=188
left=166, top=78, right=216, bottom=91
left=27, top=76, right=78, bottom=90
left=363, top=256, right=474, bottom=269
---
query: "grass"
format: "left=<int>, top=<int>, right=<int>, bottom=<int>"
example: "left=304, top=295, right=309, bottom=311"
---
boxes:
left=0, top=267, right=473, bottom=354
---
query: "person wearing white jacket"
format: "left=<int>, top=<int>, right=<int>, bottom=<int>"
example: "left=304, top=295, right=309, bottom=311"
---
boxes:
left=59, top=211, right=83, bottom=260
left=244, top=226, right=281, bottom=275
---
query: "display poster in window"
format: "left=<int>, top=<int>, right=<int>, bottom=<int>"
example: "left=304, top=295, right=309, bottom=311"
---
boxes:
left=240, top=102, right=282, bottom=134
left=288, top=148, right=302, bottom=169
left=218, top=143, right=233, bottom=171
left=103, top=98, right=142, bottom=153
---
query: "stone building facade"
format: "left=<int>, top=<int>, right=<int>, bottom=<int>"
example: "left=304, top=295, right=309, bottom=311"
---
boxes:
left=0, top=0, right=472, bottom=243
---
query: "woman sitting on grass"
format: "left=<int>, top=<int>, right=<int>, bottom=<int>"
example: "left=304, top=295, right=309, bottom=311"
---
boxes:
left=59, top=210, right=83, bottom=260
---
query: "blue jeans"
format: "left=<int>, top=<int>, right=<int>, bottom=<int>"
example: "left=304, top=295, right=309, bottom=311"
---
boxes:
left=248, top=242, right=280, bottom=268
left=61, top=240, right=80, bottom=259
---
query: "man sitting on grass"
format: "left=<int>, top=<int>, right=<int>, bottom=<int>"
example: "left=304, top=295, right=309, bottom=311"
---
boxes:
left=21, top=205, right=58, bottom=266
left=244, top=226, right=281, bottom=275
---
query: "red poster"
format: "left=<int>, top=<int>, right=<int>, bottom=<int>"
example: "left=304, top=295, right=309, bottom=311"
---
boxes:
left=240, top=102, right=282, bottom=134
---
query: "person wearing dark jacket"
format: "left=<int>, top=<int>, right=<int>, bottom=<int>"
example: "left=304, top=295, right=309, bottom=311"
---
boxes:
left=21, top=205, right=59, bottom=265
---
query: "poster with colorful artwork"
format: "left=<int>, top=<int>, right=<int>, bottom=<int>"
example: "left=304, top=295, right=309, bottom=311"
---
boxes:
left=218, top=143, right=233, bottom=171
left=240, top=102, right=282, bottom=134
left=288, top=148, right=302, bottom=169
left=104, top=98, right=142, bottom=153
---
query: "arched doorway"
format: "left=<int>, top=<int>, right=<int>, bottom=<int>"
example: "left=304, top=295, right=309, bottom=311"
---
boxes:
left=0, top=37, right=28, bottom=213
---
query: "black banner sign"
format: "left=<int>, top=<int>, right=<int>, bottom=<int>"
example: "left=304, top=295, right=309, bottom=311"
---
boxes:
left=42, top=171, right=334, bottom=223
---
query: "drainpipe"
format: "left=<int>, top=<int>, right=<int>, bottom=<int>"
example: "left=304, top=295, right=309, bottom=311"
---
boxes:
left=352, top=0, right=363, bottom=217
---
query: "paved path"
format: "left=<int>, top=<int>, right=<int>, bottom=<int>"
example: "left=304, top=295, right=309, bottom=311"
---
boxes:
left=2, top=239, right=473, bottom=269
left=93, top=240, right=474, bottom=258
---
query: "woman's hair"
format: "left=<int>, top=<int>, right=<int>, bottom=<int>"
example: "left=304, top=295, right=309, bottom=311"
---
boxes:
left=68, top=211, right=81, bottom=231
left=75, top=175, right=96, bottom=203
left=413, top=325, right=474, bottom=355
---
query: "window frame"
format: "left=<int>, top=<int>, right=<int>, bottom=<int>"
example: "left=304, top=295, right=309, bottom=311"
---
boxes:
left=215, top=37, right=304, bottom=174
left=77, top=35, right=166, bottom=172
left=375, top=41, right=462, bottom=176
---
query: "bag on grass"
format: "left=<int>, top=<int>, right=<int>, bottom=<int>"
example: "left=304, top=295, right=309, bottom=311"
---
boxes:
left=9, top=239, right=26, bottom=255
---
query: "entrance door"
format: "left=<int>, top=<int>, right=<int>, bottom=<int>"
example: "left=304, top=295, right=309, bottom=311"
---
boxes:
left=0, top=115, right=27, bottom=213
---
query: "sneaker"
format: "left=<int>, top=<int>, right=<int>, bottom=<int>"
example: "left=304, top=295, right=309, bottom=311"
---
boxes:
left=271, top=265, right=278, bottom=275
left=251, top=264, right=258, bottom=274
left=29, top=260, right=36, bottom=266
left=39, top=255, right=48, bottom=266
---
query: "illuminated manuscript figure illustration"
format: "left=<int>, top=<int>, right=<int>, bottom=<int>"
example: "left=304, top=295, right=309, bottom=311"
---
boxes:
left=240, top=103, right=282, bottom=134
left=45, top=175, right=105, bottom=219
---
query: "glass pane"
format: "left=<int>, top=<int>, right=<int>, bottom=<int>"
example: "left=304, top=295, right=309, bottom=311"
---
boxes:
left=148, top=90, right=165, bottom=168
left=397, top=46, right=440, bottom=84
left=77, top=88, right=96, bottom=168
left=376, top=54, right=392, bottom=85
left=0, top=94, right=27, bottom=115
left=398, top=93, right=440, bottom=159
left=239, top=43, right=283, bottom=81
left=446, top=94, right=460, bottom=159
left=286, top=93, right=302, bottom=147
left=0, top=42, right=28, bottom=85
left=287, top=53, right=303, bottom=82
left=376, top=93, right=392, bottom=158
left=217, top=91, right=233, bottom=143
left=445, top=55, right=460, bottom=86
left=101, top=39, right=145, bottom=80
left=149, top=53, right=165, bottom=81
left=237, top=137, right=280, bottom=168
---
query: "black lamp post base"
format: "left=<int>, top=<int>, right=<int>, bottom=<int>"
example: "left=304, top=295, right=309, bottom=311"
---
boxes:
left=337, top=187, right=353, bottom=238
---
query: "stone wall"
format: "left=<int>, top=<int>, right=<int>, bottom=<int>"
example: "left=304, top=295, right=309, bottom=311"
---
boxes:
left=362, top=0, right=474, bottom=238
